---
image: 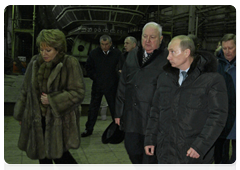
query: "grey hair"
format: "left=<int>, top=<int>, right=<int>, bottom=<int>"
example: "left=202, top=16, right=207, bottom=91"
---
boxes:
left=99, top=34, right=112, bottom=43
left=125, top=36, right=137, bottom=44
left=221, top=33, right=236, bottom=45
left=142, top=22, right=162, bottom=37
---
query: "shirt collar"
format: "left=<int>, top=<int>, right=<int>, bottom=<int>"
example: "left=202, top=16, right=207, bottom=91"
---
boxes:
left=144, top=50, right=153, bottom=58
left=103, top=50, right=110, bottom=54
left=179, top=67, right=190, bottom=74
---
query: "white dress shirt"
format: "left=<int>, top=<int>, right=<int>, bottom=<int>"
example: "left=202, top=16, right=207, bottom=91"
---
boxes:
left=178, top=68, right=190, bottom=86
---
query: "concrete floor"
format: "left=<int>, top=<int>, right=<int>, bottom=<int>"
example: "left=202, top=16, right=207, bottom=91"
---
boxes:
left=4, top=115, right=131, bottom=164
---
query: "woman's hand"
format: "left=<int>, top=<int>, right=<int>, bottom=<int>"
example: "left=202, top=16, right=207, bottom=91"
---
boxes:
left=41, top=93, right=49, bottom=105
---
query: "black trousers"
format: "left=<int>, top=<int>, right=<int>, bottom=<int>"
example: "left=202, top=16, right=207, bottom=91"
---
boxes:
left=124, top=132, right=158, bottom=164
left=39, top=151, right=77, bottom=164
left=214, top=138, right=230, bottom=164
left=85, top=86, right=117, bottom=132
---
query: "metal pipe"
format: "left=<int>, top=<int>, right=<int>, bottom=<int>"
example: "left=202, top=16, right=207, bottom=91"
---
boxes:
left=195, top=14, right=198, bottom=36
left=11, top=5, right=15, bottom=59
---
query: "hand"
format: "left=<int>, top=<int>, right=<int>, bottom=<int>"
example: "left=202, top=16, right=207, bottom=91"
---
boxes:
left=186, top=147, right=200, bottom=159
left=115, top=118, right=120, bottom=126
left=145, top=145, right=155, bottom=156
left=41, top=93, right=49, bottom=105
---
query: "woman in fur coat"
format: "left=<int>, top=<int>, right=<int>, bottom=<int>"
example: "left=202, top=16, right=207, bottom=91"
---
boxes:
left=13, top=29, right=85, bottom=164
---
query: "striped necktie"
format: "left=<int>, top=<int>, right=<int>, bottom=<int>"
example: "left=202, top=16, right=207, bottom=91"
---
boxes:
left=142, top=53, right=152, bottom=64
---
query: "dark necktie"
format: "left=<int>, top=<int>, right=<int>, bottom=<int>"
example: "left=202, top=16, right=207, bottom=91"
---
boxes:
left=104, top=51, right=108, bottom=56
left=142, top=53, right=152, bottom=65
left=181, top=71, right=188, bottom=82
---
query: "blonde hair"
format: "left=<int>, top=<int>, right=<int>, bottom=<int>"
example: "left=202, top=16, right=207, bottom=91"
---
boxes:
left=36, top=29, right=67, bottom=53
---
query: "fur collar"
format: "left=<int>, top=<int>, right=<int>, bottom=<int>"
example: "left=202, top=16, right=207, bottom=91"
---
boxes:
left=163, top=50, right=218, bottom=76
left=32, top=54, right=64, bottom=93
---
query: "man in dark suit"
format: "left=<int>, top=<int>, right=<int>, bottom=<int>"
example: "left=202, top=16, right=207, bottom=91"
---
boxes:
left=82, top=35, right=122, bottom=137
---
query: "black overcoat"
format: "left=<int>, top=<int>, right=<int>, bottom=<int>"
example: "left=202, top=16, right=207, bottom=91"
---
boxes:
left=115, top=44, right=168, bottom=135
left=85, top=46, right=122, bottom=92
left=144, top=51, right=228, bottom=163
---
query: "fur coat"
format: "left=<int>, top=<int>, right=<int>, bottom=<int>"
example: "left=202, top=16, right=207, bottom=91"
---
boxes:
left=13, top=53, right=85, bottom=159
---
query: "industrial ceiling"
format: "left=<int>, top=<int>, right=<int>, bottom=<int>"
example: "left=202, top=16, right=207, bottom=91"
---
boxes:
left=5, top=5, right=236, bottom=61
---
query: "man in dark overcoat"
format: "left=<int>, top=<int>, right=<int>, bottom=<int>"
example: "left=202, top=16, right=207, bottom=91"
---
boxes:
left=82, top=35, right=122, bottom=137
left=115, top=22, right=168, bottom=164
left=144, top=35, right=228, bottom=164
left=118, top=36, right=137, bottom=73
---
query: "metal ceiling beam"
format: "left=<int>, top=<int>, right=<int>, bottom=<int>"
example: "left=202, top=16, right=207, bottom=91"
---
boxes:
left=88, top=10, right=92, bottom=21
left=55, top=6, right=146, bottom=22
left=65, top=20, right=135, bottom=31
left=196, top=5, right=224, bottom=14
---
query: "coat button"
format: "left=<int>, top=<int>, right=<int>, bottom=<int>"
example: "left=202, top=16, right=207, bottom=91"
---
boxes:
left=134, top=103, right=137, bottom=106
left=135, top=85, right=138, bottom=88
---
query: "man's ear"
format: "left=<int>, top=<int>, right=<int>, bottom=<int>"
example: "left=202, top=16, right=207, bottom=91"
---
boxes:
left=160, top=36, right=163, bottom=43
left=184, top=49, right=191, bottom=57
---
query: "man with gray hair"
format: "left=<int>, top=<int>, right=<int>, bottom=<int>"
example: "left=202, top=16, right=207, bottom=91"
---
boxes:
left=115, top=22, right=168, bottom=163
left=82, top=34, right=122, bottom=137
left=118, top=36, right=137, bottom=72
left=124, top=36, right=137, bottom=52
left=214, top=33, right=236, bottom=164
